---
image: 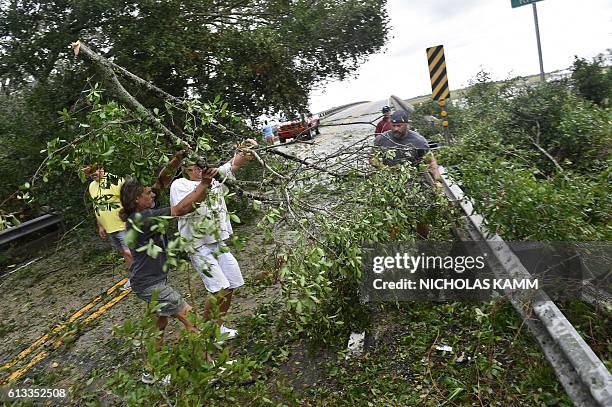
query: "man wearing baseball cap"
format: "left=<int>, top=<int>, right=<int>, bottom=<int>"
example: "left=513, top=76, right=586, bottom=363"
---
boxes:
left=374, top=105, right=392, bottom=136
left=372, top=110, right=442, bottom=238
left=374, top=110, right=440, bottom=176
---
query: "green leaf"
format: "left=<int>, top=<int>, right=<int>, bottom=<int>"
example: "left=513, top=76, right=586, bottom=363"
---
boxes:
left=448, top=387, right=464, bottom=401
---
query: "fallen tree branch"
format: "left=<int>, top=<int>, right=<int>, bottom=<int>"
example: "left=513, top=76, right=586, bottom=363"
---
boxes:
left=531, top=122, right=564, bottom=174
left=319, top=121, right=375, bottom=128
left=267, top=149, right=353, bottom=178
left=531, top=140, right=564, bottom=173
left=110, top=62, right=182, bottom=104
left=250, top=150, right=287, bottom=180
left=71, top=41, right=190, bottom=151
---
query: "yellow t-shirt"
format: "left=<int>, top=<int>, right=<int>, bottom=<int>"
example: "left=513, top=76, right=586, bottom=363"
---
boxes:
left=88, top=177, right=125, bottom=233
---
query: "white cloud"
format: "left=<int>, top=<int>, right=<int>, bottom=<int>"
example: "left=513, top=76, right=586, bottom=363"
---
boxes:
left=310, top=0, right=612, bottom=112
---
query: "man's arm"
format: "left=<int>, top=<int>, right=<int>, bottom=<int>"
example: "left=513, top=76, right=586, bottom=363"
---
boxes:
left=374, top=121, right=383, bottom=135
left=87, top=184, right=107, bottom=239
left=96, top=220, right=106, bottom=239
left=171, top=168, right=218, bottom=217
left=153, top=151, right=184, bottom=190
left=424, top=151, right=442, bottom=182
left=230, top=139, right=258, bottom=174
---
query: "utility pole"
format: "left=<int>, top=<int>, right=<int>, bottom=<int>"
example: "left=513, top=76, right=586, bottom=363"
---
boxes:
left=532, top=3, right=545, bottom=82
left=511, top=0, right=546, bottom=82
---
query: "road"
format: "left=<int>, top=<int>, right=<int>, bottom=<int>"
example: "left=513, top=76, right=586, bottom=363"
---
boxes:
left=281, top=99, right=390, bottom=168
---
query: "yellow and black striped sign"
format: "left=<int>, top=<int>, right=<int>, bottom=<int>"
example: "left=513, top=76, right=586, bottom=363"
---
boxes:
left=426, top=45, right=450, bottom=101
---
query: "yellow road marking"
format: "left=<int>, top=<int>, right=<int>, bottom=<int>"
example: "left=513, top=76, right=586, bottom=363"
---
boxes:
left=315, top=133, right=333, bottom=144
left=1, top=287, right=132, bottom=385
left=3, top=351, right=49, bottom=384
left=83, top=288, right=131, bottom=324
left=0, top=278, right=128, bottom=371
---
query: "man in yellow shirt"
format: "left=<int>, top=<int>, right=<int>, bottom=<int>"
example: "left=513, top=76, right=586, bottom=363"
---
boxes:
left=85, top=165, right=132, bottom=289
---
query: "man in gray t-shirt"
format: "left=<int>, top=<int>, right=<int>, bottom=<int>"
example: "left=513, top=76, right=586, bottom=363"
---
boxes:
left=374, top=110, right=431, bottom=166
left=372, top=110, right=442, bottom=238
left=373, top=110, right=440, bottom=179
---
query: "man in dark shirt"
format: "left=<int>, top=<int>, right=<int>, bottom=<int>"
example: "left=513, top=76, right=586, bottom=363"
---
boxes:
left=372, top=110, right=442, bottom=238
left=373, top=110, right=441, bottom=178
left=374, top=105, right=392, bottom=136
left=119, top=151, right=218, bottom=353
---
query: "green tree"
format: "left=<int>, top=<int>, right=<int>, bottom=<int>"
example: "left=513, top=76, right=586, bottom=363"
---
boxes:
left=1, top=0, right=389, bottom=116
left=570, top=52, right=612, bottom=107
left=435, top=70, right=611, bottom=241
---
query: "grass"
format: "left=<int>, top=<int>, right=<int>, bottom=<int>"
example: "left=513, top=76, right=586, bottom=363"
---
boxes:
left=560, top=300, right=612, bottom=370
left=301, top=301, right=572, bottom=406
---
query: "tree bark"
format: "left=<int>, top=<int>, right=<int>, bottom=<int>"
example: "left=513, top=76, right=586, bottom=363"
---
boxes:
left=71, top=41, right=190, bottom=151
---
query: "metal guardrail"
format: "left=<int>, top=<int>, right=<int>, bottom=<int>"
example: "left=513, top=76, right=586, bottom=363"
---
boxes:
left=389, top=95, right=415, bottom=114
left=317, top=101, right=370, bottom=119
left=439, top=166, right=612, bottom=407
left=0, top=213, right=64, bottom=248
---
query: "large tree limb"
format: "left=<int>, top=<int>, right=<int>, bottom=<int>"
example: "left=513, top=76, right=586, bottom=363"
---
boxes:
left=71, top=41, right=190, bottom=151
left=110, top=62, right=182, bottom=104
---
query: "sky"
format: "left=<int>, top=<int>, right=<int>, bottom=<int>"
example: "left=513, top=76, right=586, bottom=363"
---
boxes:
left=308, top=0, right=612, bottom=113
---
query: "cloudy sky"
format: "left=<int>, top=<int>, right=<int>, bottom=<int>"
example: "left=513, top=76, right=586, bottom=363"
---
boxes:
left=309, top=0, right=612, bottom=112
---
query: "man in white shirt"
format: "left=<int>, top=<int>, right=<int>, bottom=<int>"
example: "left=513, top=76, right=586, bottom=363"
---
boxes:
left=169, top=140, right=256, bottom=339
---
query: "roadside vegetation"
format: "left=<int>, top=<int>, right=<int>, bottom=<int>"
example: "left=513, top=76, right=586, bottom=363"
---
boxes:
left=415, top=53, right=611, bottom=241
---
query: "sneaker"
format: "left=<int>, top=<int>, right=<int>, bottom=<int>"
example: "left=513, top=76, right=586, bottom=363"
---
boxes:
left=141, top=372, right=171, bottom=385
left=220, top=324, right=237, bottom=340
left=120, top=280, right=131, bottom=291
left=141, top=372, right=155, bottom=384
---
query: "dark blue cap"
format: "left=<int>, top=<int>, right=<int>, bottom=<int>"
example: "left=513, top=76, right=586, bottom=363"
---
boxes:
left=390, top=110, right=409, bottom=123
left=382, top=105, right=391, bottom=113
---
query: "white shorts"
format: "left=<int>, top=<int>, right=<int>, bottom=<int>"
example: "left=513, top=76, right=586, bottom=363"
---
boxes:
left=189, top=242, right=244, bottom=293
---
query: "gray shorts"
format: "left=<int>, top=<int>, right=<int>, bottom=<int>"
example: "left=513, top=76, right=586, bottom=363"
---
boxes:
left=109, top=230, right=128, bottom=250
left=134, top=281, right=187, bottom=316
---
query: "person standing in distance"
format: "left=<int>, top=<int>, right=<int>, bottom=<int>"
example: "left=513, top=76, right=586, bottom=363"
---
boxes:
left=373, top=110, right=442, bottom=238
left=374, top=110, right=440, bottom=176
left=262, top=120, right=274, bottom=144
left=374, top=105, right=392, bottom=136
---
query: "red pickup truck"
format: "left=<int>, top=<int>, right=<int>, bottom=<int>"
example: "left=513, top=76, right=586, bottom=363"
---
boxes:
left=278, top=113, right=320, bottom=143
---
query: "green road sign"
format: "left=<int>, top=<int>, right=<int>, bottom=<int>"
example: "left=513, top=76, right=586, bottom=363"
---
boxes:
left=511, top=0, right=543, bottom=8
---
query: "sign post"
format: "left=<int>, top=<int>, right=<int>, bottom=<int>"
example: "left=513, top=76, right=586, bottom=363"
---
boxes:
left=511, top=0, right=545, bottom=82
left=426, top=45, right=451, bottom=145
